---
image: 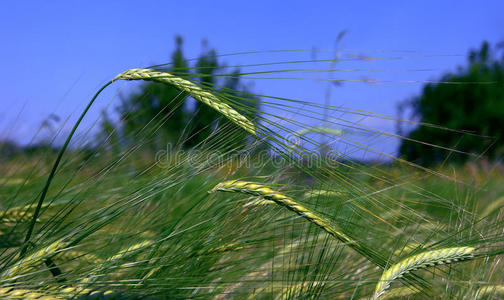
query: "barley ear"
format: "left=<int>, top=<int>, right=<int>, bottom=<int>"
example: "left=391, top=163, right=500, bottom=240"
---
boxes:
left=1, top=239, right=67, bottom=280
left=374, top=246, right=475, bottom=299
left=210, top=180, right=357, bottom=248
left=114, top=68, right=256, bottom=135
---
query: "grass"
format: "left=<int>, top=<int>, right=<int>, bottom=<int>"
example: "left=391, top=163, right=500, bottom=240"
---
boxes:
left=0, top=50, right=503, bottom=299
left=1, top=151, right=503, bottom=298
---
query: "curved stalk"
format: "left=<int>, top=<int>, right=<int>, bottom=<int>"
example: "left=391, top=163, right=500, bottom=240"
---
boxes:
left=19, top=81, right=113, bottom=258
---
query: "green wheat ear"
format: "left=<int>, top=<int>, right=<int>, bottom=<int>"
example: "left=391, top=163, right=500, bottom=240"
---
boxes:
left=210, top=180, right=391, bottom=268
left=210, top=180, right=359, bottom=251
left=374, top=246, right=475, bottom=299
left=114, top=68, right=256, bottom=135
left=1, top=239, right=67, bottom=281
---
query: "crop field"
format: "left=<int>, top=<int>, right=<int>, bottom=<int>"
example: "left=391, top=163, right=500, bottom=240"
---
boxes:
left=0, top=57, right=503, bottom=300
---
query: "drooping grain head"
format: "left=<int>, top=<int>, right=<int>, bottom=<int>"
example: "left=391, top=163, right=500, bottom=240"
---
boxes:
left=210, top=180, right=357, bottom=249
left=374, top=246, right=475, bottom=299
left=114, top=69, right=256, bottom=135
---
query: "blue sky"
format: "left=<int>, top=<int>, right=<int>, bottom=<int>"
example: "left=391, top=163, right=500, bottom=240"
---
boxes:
left=1, top=1, right=503, bottom=156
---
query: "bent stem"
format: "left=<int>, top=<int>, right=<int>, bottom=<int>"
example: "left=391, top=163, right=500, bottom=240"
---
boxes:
left=19, top=81, right=114, bottom=258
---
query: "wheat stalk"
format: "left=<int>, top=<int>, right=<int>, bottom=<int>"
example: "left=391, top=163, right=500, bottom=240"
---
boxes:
left=0, top=203, right=52, bottom=223
left=104, top=240, right=152, bottom=262
left=295, top=127, right=343, bottom=137
left=54, top=249, right=103, bottom=265
left=114, top=68, right=256, bottom=135
left=377, top=286, right=419, bottom=299
left=0, top=286, right=118, bottom=299
left=0, top=210, right=36, bottom=223
left=248, top=281, right=323, bottom=299
left=210, top=180, right=357, bottom=247
left=303, top=189, right=343, bottom=198
left=475, top=285, right=504, bottom=299
left=243, top=197, right=275, bottom=207
left=0, top=287, right=57, bottom=299
left=193, top=242, right=248, bottom=257
left=59, top=286, right=116, bottom=298
left=1, top=178, right=25, bottom=186
left=2, top=200, right=67, bottom=223
left=481, top=196, right=504, bottom=217
left=1, top=239, right=67, bottom=281
left=360, top=286, right=420, bottom=300
left=141, top=241, right=249, bottom=284
left=392, top=242, right=422, bottom=256
left=288, top=126, right=343, bottom=152
left=374, top=246, right=475, bottom=299
left=81, top=240, right=152, bottom=284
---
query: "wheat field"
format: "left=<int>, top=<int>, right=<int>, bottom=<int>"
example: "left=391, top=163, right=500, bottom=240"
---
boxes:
left=1, top=51, right=503, bottom=300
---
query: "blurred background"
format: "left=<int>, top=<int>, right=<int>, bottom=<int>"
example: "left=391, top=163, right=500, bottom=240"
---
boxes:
left=1, top=0, right=503, bottom=164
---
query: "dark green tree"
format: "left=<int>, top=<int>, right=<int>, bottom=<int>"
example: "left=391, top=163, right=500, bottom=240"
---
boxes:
left=399, top=41, right=504, bottom=165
